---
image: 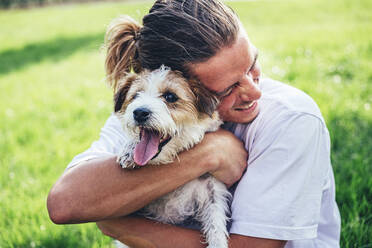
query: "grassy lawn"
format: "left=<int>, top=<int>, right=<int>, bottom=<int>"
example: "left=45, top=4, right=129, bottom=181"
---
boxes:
left=1, top=0, right=371, bottom=247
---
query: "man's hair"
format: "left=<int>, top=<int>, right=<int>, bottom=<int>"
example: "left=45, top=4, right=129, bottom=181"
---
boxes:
left=105, top=0, right=240, bottom=89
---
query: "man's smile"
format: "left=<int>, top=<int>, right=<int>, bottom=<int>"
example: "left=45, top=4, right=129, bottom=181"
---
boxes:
left=234, top=100, right=257, bottom=111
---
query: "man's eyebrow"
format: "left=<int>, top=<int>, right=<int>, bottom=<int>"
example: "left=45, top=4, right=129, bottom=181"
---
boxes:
left=213, top=83, right=238, bottom=97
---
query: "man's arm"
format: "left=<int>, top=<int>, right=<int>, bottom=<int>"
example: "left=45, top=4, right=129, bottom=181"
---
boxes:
left=97, top=216, right=286, bottom=248
left=47, top=129, right=247, bottom=224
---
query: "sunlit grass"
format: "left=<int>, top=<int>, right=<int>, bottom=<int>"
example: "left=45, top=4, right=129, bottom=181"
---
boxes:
left=1, top=0, right=371, bottom=247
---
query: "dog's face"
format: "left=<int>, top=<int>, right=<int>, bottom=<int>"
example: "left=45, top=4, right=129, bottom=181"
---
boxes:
left=114, top=66, right=220, bottom=166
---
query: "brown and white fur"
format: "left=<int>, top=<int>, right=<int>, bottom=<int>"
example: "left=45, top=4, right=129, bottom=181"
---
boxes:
left=114, top=66, right=230, bottom=248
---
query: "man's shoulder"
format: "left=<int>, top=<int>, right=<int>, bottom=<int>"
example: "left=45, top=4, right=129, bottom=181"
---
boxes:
left=259, top=78, right=324, bottom=121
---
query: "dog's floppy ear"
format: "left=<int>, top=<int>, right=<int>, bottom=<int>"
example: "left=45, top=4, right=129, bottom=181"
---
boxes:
left=189, top=79, right=219, bottom=117
left=114, top=73, right=137, bottom=112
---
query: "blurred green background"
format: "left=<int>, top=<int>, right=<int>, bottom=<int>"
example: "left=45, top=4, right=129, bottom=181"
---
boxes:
left=1, top=0, right=371, bottom=247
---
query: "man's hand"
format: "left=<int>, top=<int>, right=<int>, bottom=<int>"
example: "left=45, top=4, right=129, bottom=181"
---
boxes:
left=199, top=129, right=248, bottom=187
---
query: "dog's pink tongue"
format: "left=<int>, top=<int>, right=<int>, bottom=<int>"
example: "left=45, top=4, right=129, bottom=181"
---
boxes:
left=134, top=130, right=160, bottom=166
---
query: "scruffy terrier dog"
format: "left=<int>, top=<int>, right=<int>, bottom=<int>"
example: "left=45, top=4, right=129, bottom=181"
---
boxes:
left=114, top=66, right=231, bottom=248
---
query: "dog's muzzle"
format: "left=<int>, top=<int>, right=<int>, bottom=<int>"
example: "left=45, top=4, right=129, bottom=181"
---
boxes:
left=132, top=107, right=171, bottom=166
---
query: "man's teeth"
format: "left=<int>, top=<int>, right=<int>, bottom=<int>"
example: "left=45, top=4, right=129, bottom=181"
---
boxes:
left=237, top=101, right=255, bottom=110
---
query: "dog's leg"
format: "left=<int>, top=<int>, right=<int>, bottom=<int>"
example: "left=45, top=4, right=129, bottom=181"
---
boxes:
left=117, top=142, right=137, bottom=169
left=197, top=177, right=231, bottom=248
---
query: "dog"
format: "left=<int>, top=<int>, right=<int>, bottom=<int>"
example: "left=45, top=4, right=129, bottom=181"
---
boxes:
left=114, top=66, right=231, bottom=248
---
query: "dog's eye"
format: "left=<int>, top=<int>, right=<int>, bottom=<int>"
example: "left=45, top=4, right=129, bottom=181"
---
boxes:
left=163, top=91, right=178, bottom=103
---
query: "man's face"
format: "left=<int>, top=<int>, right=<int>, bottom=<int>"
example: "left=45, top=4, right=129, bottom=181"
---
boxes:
left=189, top=28, right=261, bottom=123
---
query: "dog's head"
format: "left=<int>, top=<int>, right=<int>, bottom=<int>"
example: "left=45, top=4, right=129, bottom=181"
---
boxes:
left=114, top=66, right=220, bottom=166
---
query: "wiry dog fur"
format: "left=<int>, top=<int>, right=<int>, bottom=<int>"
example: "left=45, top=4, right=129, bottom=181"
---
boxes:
left=114, top=66, right=231, bottom=248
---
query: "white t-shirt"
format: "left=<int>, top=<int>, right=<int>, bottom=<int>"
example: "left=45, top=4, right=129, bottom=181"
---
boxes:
left=67, top=78, right=340, bottom=247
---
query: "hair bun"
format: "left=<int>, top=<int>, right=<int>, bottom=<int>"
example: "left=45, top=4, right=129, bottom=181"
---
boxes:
left=105, top=15, right=143, bottom=90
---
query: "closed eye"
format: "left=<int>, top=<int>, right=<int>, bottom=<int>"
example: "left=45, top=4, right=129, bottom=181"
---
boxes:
left=249, top=53, right=258, bottom=72
left=216, top=82, right=239, bottom=99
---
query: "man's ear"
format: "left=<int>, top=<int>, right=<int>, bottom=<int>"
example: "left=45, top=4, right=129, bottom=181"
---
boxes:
left=114, top=73, right=138, bottom=112
left=189, top=79, right=219, bottom=117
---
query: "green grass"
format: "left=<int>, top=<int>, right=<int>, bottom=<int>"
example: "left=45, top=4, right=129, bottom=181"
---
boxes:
left=1, top=0, right=371, bottom=247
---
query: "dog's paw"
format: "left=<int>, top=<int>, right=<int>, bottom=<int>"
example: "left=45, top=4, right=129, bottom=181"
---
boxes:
left=117, top=143, right=137, bottom=169
left=116, top=143, right=137, bottom=169
left=117, top=152, right=136, bottom=169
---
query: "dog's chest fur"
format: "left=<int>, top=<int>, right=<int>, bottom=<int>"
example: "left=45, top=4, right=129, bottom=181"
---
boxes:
left=143, top=174, right=227, bottom=224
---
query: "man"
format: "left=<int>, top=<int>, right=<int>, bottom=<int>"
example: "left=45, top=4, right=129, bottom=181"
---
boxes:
left=47, top=0, right=340, bottom=247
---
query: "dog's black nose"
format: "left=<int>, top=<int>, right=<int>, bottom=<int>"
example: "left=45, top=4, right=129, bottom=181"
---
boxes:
left=133, top=108, right=151, bottom=124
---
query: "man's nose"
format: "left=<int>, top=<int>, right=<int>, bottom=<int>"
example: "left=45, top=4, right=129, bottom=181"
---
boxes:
left=237, top=76, right=261, bottom=101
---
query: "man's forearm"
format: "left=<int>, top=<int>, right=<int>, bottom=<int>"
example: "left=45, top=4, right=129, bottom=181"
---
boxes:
left=98, top=216, right=207, bottom=248
left=47, top=153, right=212, bottom=224
left=97, top=216, right=286, bottom=248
